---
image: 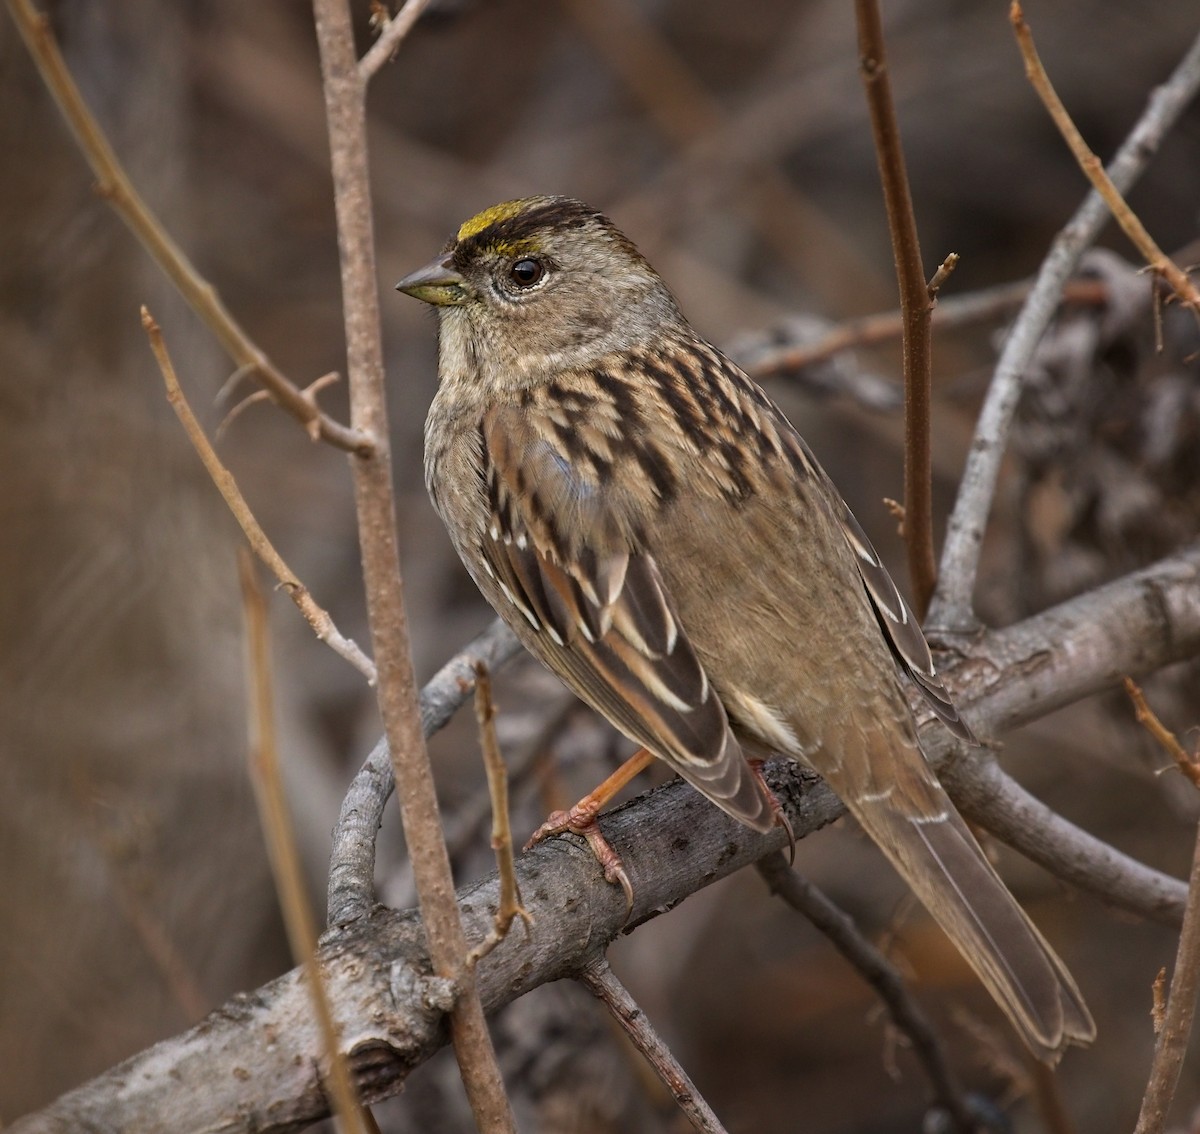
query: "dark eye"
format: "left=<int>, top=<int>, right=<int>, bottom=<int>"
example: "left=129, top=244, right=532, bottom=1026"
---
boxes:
left=508, top=258, right=545, bottom=287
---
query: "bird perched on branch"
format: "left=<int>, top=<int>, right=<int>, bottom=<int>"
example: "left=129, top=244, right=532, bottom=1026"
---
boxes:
left=397, top=195, right=1094, bottom=1062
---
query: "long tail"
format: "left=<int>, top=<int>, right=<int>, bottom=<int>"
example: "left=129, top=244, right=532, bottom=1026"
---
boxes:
left=824, top=727, right=1095, bottom=1063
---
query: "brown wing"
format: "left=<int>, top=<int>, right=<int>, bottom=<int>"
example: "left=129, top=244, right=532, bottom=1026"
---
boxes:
left=777, top=416, right=976, bottom=745
left=832, top=501, right=976, bottom=743
left=688, top=347, right=976, bottom=745
left=480, top=403, right=772, bottom=830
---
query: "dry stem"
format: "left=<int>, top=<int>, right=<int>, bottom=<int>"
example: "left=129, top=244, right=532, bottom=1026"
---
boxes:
left=468, top=662, right=533, bottom=964
left=143, top=309, right=377, bottom=683
left=3, top=0, right=371, bottom=455
left=1124, top=682, right=1200, bottom=1134
left=358, top=0, right=432, bottom=81
left=745, top=278, right=1108, bottom=381
left=580, top=958, right=731, bottom=1134
left=1124, top=678, right=1200, bottom=788
left=856, top=0, right=937, bottom=616
left=927, top=25, right=1200, bottom=632
left=238, top=553, right=370, bottom=1133
left=1011, top=2, right=1200, bottom=317
left=309, top=0, right=514, bottom=1126
left=1134, top=820, right=1200, bottom=1134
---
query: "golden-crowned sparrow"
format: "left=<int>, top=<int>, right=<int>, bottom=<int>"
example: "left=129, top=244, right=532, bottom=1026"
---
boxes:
left=397, top=196, right=1094, bottom=1061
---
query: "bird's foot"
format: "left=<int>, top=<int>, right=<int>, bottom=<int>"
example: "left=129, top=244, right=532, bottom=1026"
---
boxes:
left=526, top=801, right=634, bottom=916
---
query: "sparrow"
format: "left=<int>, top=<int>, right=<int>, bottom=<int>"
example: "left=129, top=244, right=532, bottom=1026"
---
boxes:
left=397, top=195, right=1095, bottom=1061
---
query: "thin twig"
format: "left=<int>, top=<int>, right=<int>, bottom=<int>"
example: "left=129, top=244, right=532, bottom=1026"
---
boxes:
left=1135, top=820, right=1200, bottom=1134
left=927, top=253, right=960, bottom=300
left=238, top=552, right=370, bottom=1134
left=358, top=0, right=432, bottom=82
left=856, top=0, right=937, bottom=617
left=579, top=957, right=731, bottom=1134
left=1125, top=683, right=1200, bottom=1134
left=746, top=278, right=1108, bottom=381
left=384, top=689, right=578, bottom=913
left=1152, top=968, right=1168, bottom=1034
left=309, top=1, right=515, bottom=1127
left=327, top=617, right=520, bottom=928
left=3, top=0, right=371, bottom=455
left=1124, top=678, right=1200, bottom=788
left=468, top=662, right=533, bottom=964
left=143, top=309, right=377, bottom=684
left=756, top=854, right=981, bottom=1133
left=1011, top=2, right=1200, bottom=316
left=927, top=26, right=1200, bottom=632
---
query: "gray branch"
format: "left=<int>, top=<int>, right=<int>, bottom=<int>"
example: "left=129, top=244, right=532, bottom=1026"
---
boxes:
left=327, top=617, right=520, bottom=928
left=11, top=543, right=1200, bottom=1134
left=927, top=28, right=1200, bottom=632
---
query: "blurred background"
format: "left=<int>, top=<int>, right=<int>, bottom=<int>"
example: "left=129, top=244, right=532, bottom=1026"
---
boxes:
left=2, top=1, right=1199, bottom=1130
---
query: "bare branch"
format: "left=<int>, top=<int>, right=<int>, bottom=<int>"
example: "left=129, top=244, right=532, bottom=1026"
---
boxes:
left=358, top=0, right=432, bottom=82
left=3, top=0, right=372, bottom=455
left=928, top=27, right=1200, bottom=632
left=310, top=0, right=513, bottom=1119
left=1135, top=820, right=1200, bottom=1134
left=579, top=958, right=731, bottom=1134
left=10, top=542, right=1200, bottom=1132
left=327, top=617, right=520, bottom=928
left=757, top=854, right=981, bottom=1132
left=238, top=554, right=371, bottom=1133
left=467, top=662, right=532, bottom=965
left=144, top=309, right=377, bottom=683
left=743, top=278, right=1109, bottom=382
left=941, top=754, right=1186, bottom=926
left=855, top=0, right=937, bottom=616
left=1011, top=2, right=1200, bottom=316
left=1124, top=678, right=1200, bottom=789
left=1129, top=689, right=1200, bottom=1134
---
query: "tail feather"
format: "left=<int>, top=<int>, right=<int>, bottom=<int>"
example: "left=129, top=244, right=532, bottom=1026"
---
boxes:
left=828, top=730, right=1095, bottom=1062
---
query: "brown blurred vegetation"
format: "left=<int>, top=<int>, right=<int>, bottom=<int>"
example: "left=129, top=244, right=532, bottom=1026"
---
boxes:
left=2, top=1, right=1199, bottom=1131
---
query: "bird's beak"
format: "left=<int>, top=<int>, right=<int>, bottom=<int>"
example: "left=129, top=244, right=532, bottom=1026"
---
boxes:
left=395, top=256, right=470, bottom=307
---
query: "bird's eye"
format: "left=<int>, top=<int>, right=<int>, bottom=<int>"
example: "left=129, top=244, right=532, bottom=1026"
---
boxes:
left=508, top=258, right=545, bottom=288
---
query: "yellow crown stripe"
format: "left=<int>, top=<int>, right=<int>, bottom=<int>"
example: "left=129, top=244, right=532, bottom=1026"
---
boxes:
left=456, top=199, right=539, bottom=243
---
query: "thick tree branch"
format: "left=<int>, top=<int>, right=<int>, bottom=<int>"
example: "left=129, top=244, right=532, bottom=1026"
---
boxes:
left=12, top=543, right=1199, bottom=1134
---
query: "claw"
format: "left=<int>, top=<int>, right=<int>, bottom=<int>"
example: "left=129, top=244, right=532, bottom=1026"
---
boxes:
left=776, top=804, right=797, bottom=865
left=525, top=803, right=635, bottom=917
left=750, top=760, right=796, bottom=863
left=581, top=824, right=635, bottom=921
